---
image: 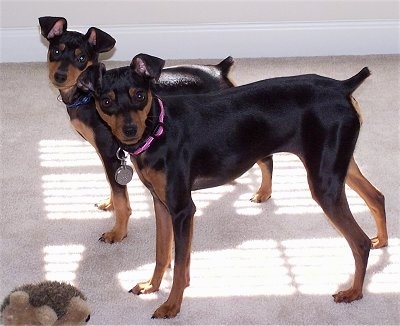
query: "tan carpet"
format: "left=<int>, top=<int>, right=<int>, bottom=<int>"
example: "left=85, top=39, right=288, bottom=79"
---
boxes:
left=1, top=55, right=399, bottom=325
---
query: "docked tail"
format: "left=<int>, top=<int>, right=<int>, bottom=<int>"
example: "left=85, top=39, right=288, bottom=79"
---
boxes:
left=343, top=67, right=371, bottom=94
left=216, top=56, right=234, bottom=77
left=216, top=56, right=235, bottom=87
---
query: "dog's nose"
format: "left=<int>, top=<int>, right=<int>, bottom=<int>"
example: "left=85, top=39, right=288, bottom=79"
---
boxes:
left=123, top=124, right=137, bottom=137
left=54, top=71, right=67, bottom=83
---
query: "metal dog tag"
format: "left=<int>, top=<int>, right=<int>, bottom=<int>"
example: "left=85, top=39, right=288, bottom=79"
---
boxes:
left=115, top=164, right=133, bottom=185
left=115, top=148, right=133, bottom=186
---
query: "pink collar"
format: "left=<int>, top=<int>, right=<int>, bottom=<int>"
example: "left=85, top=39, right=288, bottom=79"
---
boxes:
left=131, top=98, right=165, bottom=156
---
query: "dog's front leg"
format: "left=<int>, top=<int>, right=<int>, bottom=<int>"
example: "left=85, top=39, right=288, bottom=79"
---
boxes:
left=130, top=197, right=173, bottom=294
left=100, top=185, right=131, bottom=243
left=152, top=198, right=195, bottom=319
left=70, top=118, right=132, bottom=243
left=95, top=137, right=132, bottom=243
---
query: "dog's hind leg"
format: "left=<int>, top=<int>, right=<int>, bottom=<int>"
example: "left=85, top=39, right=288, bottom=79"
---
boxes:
left=304, top=155, right=371, bottom=303
left=251, top=156, right=273, bottom=202
left=324, top=191, right=370, bottom=303
left=345, top=156, right=387, bottom=248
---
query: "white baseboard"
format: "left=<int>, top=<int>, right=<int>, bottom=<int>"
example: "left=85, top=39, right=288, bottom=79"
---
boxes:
left=1, top=20, right=399, bottom=63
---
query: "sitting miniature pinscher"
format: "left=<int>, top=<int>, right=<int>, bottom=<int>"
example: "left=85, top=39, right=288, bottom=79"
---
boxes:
left=39, top=16, right=236, bottom=243
left=77, top=53, right=388, bottom=318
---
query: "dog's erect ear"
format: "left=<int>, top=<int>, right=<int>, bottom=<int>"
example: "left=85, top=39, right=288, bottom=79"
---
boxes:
left=77, top=63, right=106, bottom=95
left=130, top=53, right=165, bottom=81
left=85, top=27, right=116, bottom=53
left=38, top=16, right=67, bottom=40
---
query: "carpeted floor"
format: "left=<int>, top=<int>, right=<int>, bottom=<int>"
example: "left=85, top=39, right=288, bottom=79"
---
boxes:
left=1, top=54, right=399, bottom=325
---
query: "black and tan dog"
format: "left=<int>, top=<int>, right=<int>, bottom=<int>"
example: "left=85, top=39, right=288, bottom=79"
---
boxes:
left=78, top=53, right=388, bottom=318
left=39, top=16, right=236, bottom=243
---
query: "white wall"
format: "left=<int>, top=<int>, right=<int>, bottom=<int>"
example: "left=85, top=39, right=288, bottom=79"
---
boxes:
left=1, top=0, right=399, bottom=62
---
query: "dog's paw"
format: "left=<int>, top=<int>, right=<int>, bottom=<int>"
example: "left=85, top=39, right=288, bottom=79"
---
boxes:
left=151, top=302, right=180, bottom=319
left=250, top=192, right=271, bottom=203
left=99, top=230, right=127, bottom=243
left=95, top=197, right=114, bottom=211
left=371, top=236, right=388, bottom=249
left=129, top=281, right=159, bottom=295
left=332, top=288, right=363, bottom=303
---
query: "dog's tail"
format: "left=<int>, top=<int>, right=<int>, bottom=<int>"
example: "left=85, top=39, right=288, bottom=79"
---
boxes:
left=217, top=56, right=234, bottom=77
left=343, top=67, right=371, bottom=94
left=216, top=56, right=235, bottom=87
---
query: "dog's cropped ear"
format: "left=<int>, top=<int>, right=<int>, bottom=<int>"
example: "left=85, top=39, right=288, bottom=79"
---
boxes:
left=38, top=16, right=67, bottom=40
left=130, top=53, right=165, bottom=81
left=77, top=63, right=106, bottom=95
left=86, top=27, right=116, bottom=53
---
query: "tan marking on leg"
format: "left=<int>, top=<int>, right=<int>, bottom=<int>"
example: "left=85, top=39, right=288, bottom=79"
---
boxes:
left=251, top=159, right=272, bottom=202
left=346, top=156, right=387, bottom=248
left=132, top=160, right=167, bottom=204
left=101, top=188, right=131, bottom=243
left=70, top=118, right=132, bottom=243
left=131, top=198, right=173, bottom=294
left=152, top=216, right=193, bottom=319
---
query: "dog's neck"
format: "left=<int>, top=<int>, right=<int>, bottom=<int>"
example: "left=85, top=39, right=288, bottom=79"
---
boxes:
left=58, top=85, right=90, bottom=107
left=121, top=97, right=165, bottom=155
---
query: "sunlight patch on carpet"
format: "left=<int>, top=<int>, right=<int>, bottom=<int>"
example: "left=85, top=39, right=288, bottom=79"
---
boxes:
left=41, top=173, right=111, bottom=220
left=118, top=238, right=399, bottom=298
left=38, top=139, right=152, bottom=220
left=39, top=139, right=101, bottom=167
left=38, top=142, right=368, bottom=222
left=43, top=244, right=85, bottom=284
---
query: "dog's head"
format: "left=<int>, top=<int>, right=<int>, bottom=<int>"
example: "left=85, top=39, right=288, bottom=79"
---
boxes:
left=39, top=16, right=115, bottom=99
left=77, top=53, right=165, bottom=145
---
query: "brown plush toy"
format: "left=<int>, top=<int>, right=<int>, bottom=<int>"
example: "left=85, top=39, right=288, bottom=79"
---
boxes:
left=1, top=281, right=90, bottom=325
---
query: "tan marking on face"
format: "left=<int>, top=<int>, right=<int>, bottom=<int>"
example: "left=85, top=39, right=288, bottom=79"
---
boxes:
left=47, top=46, right=94, bottom=89
left=95, top=92, right=120, bottom=134
left=128, top=87, right=136, bottom=98
left=94, top=90, right=125, bottom=140
left=130, top=90, right=154, bottom=141
left=96, top=91, right=154, bottom=145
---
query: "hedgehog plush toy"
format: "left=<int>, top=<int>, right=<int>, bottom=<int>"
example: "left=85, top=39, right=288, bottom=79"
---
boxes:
left=1, top=281, right=90, bottom=325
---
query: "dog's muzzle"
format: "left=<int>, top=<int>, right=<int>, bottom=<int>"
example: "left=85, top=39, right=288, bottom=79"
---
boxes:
left=123, top=124, right=137, bottom=137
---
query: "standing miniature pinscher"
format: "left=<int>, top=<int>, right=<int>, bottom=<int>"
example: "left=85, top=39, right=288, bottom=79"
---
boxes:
left=78, top=53, right=388, bottom=318
left=39, top=16, right=236, bottom=243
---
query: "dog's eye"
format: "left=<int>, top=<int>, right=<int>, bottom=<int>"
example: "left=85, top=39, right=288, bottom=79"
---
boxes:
left=77, top=54, right=87, bottom=63
left=135, top=89, right=146, bottom=102
left=51, top=48, right=61, bottom=58
left=101, top=97, right=112, bottom=108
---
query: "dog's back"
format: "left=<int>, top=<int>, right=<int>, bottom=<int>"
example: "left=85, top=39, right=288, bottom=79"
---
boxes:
left=155, top=56, right=234, bottom=95
left=158, top=69, right=370, bottom=183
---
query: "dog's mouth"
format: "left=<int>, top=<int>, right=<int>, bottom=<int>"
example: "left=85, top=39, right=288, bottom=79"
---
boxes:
left=54, top=83, right=77, bottom=92
left=56, top=84, right=81, bottom=105
left=119, top=136, right=141, bottom=146
left=49, top=75, right=77, bottom=89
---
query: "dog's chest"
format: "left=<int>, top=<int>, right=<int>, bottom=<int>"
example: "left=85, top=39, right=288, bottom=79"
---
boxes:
left=130, top=156, right=167, bottom=203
